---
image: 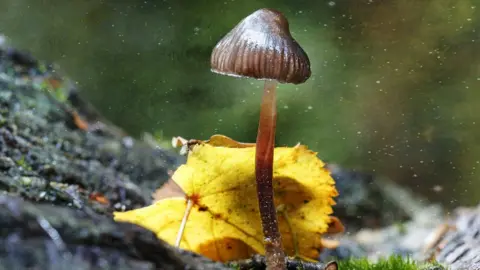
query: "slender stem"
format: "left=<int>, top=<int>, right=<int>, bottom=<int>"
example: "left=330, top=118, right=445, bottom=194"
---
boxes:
left=255, top=80, right=285, bottom=270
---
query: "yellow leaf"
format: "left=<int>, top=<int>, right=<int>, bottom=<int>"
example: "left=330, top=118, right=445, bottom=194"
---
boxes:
left=114, top=135, right=343, bottom=262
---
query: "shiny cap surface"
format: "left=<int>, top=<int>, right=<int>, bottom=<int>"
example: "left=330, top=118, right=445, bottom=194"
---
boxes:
left=211, top=8, right=311, bottom=84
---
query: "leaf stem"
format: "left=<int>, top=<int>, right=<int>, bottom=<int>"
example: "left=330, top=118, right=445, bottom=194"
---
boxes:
left=277, top=204, right=299, bottom=258
left=175, top=198, right=193, bottom=247
left=255, top=80, right=286, bottom=269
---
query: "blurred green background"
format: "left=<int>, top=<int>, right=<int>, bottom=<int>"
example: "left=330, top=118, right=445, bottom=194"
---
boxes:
left=0, top=0, right=478, bottom=206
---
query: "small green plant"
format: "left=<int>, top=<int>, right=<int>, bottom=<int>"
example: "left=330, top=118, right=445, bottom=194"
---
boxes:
left=338, top=256, right=445, bottom=270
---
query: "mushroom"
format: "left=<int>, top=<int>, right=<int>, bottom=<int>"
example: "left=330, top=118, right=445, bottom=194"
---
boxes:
left=210, top=8, right=311, bottom=269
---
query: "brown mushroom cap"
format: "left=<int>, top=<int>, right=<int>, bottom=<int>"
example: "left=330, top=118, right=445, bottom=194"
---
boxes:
left=211, top=8, right=311, bottom=84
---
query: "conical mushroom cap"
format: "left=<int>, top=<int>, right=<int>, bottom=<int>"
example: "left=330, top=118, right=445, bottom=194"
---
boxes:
left=211, top=8, right=311, bottom=84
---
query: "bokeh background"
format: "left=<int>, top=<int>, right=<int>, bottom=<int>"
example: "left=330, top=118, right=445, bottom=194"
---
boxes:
left=0, top=0, right=478, bottom=207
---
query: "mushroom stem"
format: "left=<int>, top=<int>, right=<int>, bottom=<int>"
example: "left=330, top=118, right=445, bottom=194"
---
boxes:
left=255, top=79, right=285, bottom=269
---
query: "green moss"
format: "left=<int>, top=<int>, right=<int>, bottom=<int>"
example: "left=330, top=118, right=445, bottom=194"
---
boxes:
left=16, top=156, right=32, bottom=171
left=37, top=79, right=67, bottom=103
left=337, top=256, right=445, bottom=270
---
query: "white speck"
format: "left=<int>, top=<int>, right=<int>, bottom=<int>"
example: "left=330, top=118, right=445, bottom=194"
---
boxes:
left=283, top=105, right=289, bottom=109
left=328, top=1, right=336, bottom=6
left=307, top=105, right=313, bottom=110
left=376, top=80, right=381, bottom=84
